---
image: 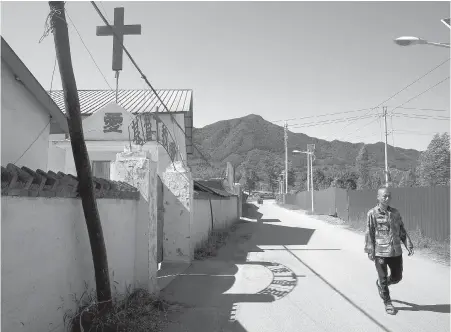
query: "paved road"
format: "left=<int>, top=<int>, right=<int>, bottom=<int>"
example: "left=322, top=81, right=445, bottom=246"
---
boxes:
left=161, top=201, right=450, bottom=332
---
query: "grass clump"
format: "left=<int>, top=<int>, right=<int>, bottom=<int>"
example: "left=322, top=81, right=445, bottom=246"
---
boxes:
left=66, top=287, right=181, bottom=332
left=194, top=229, right=231, bottom=260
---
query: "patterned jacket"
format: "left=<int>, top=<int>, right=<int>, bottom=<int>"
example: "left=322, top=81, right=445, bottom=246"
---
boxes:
left=364, top=205, right=413, bottom=257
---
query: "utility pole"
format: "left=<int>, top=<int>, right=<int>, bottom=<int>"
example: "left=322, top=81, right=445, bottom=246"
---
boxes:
left=310, top=151, right=315, bottom=213
left=307, top=144, right=315, bottom=213
left=49, top=1, right=112, bottom=309
left=306, top=153, right=310, bottom=191
left=310, top=151, right=314, bottom=213
left=284, top=121, right=288, bottom=194
left=383, top=106, right=389, bottom=186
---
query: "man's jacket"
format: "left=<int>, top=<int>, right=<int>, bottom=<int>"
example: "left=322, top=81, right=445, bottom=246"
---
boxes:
left=364, top=205, right=413, bottom=257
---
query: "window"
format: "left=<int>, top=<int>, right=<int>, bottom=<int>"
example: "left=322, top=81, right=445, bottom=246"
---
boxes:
left=91, top=161, right=111, bottom=180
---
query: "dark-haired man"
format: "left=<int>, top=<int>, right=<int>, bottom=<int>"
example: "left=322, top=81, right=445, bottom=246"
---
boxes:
left=364, top=186, right=414, bottom=315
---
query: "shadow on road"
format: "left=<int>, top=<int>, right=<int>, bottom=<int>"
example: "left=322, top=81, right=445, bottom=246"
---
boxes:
left=259, top=218, right=282, bottom=223
left=160, top=203, right=316, bottom=331
left=392, top=300, right=451, bottom=313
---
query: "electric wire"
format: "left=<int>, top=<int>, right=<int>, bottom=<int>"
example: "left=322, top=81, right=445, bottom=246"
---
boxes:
left=14, top=119, right=52, bottom=165
left=65, top=8, right=113, bottom=90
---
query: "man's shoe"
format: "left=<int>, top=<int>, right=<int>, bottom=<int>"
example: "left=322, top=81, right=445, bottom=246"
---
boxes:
left=384, top=301, right=396, bottom=315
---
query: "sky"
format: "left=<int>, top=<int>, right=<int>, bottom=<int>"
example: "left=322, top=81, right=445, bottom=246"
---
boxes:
left=1, top=1, right=450, bottom=151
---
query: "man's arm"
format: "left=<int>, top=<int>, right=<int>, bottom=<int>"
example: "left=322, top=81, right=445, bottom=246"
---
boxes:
left=364, top=210, right=375, bottom=258
left=398, top=213, right=414, bottom=254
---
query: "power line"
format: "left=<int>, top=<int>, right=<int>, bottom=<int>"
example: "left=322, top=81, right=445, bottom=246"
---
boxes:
left=324, top=57, right=451, bottom=141
left=14, top=119, right=52, bottom=165
left=394, top=131, right=448, bottom=136
left=388, top=77, right=450, bottom=163
left=378, top=57, right=450, bottom=107
left=393, top=113, right=450, bottom=120
left=271, top=107, right=374, bottom=123
left=49, top=55, right=57, bottom=98
left=90, top=1, right=213, bottom=167
left=395, top=106, right=449, bottom=112
left=390, top=76, right=450, bottom=115
left=339, top=76, right=450, bottom=143
left=394, top=129, right=449, bottom=134
left=99, top=1, right=110, bottom=21
left=287, top=114, right=376, bottom=129
left=272, top=106, right=448, bottom=125
left=337, top=116, right=381, bottom=142
left=65, top=8, right=113, bottom=90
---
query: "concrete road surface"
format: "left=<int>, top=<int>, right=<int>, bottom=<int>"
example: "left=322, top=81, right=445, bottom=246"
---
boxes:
left=160, top=201, right=450, bottom=332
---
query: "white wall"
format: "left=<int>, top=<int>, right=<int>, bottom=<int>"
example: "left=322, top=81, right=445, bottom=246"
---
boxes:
left=1, top=196, right=152, bottom=332
left=1, top=60, right=50, bottom=170
left=191, top=196, right=239, bottom=250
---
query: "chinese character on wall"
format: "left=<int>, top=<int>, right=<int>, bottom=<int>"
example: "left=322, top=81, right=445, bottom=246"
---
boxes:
left=103, top=113, right=123, bottom=133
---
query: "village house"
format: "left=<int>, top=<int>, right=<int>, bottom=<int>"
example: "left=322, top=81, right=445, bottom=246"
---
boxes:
left=1, top=37, right=68, bottom=170
left=47, top=89, right=194, bottom=178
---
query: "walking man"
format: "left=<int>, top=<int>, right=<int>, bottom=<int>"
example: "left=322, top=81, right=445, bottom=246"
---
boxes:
left=364, top=186, right=414, bottom=315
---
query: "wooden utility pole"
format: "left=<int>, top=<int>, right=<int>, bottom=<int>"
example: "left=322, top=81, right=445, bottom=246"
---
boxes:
left=49, top=1, right=112, bottom=308
left=284, top=121, right=288, bottom=195
left=383, top=106, right=389, bottom=186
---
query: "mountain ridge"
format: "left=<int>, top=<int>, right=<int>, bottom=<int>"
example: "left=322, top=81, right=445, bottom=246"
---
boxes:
left=190, top=113, right=421, bottom=174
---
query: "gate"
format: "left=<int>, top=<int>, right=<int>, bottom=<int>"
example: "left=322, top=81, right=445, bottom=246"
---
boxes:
left=157, top=175, right=164, bottom=263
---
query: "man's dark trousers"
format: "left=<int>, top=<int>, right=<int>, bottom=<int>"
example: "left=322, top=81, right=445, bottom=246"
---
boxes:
left=375, top=255, right=403, bottom=302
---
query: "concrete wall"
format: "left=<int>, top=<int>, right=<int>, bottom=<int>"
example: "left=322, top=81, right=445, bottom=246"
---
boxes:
left=1, top=60, right=50, bottom=170
left=1, top=196, right=153, bottom=332
left=161, top=162, right=194, bottom=263
left=191, top=195, right=239, bottom=250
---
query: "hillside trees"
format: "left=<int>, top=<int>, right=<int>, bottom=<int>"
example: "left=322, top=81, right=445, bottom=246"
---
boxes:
left=417, top=133, right=450, bottom=186
left=398, top=167, right=417, bottom=188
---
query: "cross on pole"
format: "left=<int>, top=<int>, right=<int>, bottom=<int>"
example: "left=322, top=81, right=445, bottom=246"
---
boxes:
left=96, top=7, right=141, bottom=103
left=96, top=7, right=141, bottom=71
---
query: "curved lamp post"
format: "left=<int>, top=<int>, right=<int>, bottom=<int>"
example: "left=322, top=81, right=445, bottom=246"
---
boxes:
left=394, top=36, right=450, bottom=48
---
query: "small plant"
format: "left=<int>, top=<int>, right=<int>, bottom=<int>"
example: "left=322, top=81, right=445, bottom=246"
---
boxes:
left=194, top=229, right=231, bottom=260
left=63, top=283, right=180, bottom=332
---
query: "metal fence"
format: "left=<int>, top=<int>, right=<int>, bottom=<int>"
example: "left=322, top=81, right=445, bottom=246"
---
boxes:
left=285, top=186, right=450, bottom=242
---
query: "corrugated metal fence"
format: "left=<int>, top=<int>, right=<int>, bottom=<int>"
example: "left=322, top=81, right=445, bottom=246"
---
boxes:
left=285, top=186, right=450, bottom=242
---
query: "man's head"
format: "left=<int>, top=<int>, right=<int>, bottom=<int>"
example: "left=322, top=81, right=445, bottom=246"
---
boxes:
left=377, top=186, right=392, bottom=208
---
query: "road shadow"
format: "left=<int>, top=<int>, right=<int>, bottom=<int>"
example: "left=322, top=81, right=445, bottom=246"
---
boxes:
left=259, top=218, right=282, bottom=223
left=392, top=300, right=450, bottom=313
left=242, top=203, right=263, bottom=220
left=160, top=203, right=315, bottom=331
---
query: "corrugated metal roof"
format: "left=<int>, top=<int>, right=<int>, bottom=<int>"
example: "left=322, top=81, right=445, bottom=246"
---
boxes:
left=49, top=89, right=192, bottom=115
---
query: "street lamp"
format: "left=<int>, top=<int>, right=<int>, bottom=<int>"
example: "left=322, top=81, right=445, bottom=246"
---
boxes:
left=394, top=36, right=450, bottom=48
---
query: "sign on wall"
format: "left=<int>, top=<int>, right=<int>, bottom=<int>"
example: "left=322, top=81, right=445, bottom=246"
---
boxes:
left=103, top=113, right=124, bottom=133
left=129, top=114, right=179, bottom=162
left=82, top=103, right=134, bottom=141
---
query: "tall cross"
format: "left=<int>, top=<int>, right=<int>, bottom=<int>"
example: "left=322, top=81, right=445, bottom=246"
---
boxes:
left=96, top=7, right=141, bottom=103
left=96, top=7, right=141, bottom=72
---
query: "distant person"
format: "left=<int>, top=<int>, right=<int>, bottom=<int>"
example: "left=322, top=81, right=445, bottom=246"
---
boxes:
left=364, top=186, right=414, bottom=315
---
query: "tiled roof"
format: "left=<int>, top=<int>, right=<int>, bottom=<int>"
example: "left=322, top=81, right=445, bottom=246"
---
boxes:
left=49, top=89, right=192, bottom=115
left=1, top=163, right=140, bottom=199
